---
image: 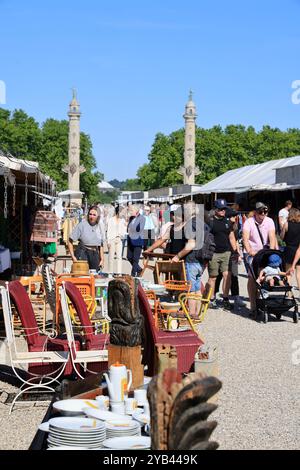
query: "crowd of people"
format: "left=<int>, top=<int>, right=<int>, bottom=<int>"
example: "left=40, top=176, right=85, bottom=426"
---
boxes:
left=65, top=197, right=300, bottom=316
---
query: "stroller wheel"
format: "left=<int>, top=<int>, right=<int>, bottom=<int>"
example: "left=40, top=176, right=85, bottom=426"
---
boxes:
left=293, top=309, right=298, bottom=324
left=263, top=312, right=268, bottom=324
left=275, top=313, right=281, bottom=321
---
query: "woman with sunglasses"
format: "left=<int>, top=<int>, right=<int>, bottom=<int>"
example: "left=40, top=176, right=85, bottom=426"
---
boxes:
left=68, top=205, right=104, bottom=271
left=242, top=202, right=277, bottom=316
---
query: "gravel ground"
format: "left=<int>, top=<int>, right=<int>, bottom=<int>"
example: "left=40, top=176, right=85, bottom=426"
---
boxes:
left=200, top=270, right=300, bottom=450
left=0, top=255, right=299, bottom=450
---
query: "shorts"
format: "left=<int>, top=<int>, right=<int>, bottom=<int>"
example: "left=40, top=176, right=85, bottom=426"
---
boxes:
left=208, top=251, right=231, bottom=277
left=243, top=253, right=253, bottom=276
left=185, top=262, right=203, bottom=292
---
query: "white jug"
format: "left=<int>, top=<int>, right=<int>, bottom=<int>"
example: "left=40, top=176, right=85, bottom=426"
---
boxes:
left=103, top=362, right=132, bottom=402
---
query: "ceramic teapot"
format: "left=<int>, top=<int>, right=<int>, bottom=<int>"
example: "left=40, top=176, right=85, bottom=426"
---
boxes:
left=103, top=362, right=132, bottom=401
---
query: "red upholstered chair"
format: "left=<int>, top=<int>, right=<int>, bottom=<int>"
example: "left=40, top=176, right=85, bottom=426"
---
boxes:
left=64, top=282, right=109, bottom=373
left=138, top=284, right=203, bottom=376
left=8, top=280, right=80, bottom=376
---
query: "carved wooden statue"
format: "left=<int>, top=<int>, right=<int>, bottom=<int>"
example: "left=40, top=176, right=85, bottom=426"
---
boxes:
left=108, top=277, right=144, bottom=347
left=147, top=368, right=222, bottom=450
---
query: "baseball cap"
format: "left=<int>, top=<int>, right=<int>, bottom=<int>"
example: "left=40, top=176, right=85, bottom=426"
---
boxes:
left=214, top=199, right=228, bottom=210
left=226, top=208, right=238, bottom=218
left=255, top=202, right=268, bottom=211
left=268, top=254, right=281, bottom=268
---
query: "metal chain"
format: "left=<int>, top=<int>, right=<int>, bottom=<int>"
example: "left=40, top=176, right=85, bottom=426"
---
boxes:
left=12, top=180, right=16, bottom=217
left=35, top=172, right=38, bottom=205
left=4, top=174, right=8, bottom=219
left=25, top=172, right=28, bottom=206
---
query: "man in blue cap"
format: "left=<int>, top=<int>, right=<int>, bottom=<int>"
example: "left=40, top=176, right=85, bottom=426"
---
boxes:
left=207, top=199, right=238, bottom=310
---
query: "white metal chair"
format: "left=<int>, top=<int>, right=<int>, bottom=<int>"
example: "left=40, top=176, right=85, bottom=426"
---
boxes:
left=0, top=285, right=69, bottom=414
left=59, top=283, right=108, bottom=380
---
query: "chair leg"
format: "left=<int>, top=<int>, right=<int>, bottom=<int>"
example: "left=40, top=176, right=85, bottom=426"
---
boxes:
left=9, top=384, right=55, bottom=415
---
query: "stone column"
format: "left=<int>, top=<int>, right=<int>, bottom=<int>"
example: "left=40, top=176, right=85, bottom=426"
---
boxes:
left=178, top=91, right=200, bottom=185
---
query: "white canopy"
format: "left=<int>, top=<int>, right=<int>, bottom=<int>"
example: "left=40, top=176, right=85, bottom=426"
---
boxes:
left=192, top=155, right=300, bottom=195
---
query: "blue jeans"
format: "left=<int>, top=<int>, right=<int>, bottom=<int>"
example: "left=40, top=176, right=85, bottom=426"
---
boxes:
left=185, top=262, right=203, bottom=292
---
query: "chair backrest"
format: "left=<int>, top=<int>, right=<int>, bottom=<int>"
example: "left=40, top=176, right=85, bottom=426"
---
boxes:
left=59, top=284, right=76, bottom=350
left=64, top=281, right=94, bottom=345
left=8, top=280, right=41, bottom=347
left=155, top=261, right=186, bottom=284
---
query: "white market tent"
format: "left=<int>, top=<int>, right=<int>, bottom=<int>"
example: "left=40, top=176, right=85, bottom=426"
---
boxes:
left=192, top=155, right=300, bottom=195
left=97, top=181, right=115, bottom=192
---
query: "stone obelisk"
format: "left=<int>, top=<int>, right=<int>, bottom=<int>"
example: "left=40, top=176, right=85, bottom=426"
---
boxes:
left=178, top=90, right=200, bottom=185
left=63, top=89, right=85, bottom=205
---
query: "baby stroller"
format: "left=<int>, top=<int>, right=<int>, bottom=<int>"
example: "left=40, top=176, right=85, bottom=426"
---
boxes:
left=249, top=249, right=299, bottom=324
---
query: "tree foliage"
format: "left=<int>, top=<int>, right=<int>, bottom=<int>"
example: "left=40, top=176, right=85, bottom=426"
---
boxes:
left=0, top=108, right=103, bottom=202
left=137, top=125, right=300, bottom=189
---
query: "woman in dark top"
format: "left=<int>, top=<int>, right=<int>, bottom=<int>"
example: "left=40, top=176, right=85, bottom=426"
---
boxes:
left=280, top=207, right=300, bottom=290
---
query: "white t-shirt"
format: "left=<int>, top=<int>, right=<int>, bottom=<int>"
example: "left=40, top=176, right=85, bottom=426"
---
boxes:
left=263, top=266, right=281, bottom=279
left=278, top=208, right=289, bottom=225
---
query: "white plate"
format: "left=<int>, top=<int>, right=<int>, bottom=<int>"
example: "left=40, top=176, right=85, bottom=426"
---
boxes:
left=49, top=427, right=106, bottom=437
left=38, top=421, right=50, bottom=432
left=49, top=417, right=105, bottom=432
left=105, top=419, right=139, bottom=430
left=47, top=437, right=103, bottom=448
left=48, top=433, right=106, bottom=443
left=103, top=436, right=151, bottom=450
left=53, top=399, right=99, bottom=416
left=132, top=411, right=150, bottom=425
left=83, top=408, right=132, bottom=423
left=47, top=446, right=88, bottom=450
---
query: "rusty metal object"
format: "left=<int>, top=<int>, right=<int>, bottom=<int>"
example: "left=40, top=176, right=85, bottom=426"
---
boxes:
left=147, top=368, right=222, bottom=450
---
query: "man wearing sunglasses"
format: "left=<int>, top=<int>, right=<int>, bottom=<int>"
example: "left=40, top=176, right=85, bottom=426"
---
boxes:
left=243, top=202, right=277, bottom=316
left=207, top=199, right=238, bottom=310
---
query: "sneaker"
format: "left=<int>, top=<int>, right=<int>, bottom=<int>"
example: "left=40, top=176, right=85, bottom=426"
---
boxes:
left=209, top=298, right=219, bottom=309
left=222, top=299, right=234, bottom=311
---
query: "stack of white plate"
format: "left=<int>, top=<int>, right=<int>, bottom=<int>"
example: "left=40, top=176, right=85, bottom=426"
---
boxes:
left=105, top=419, right=141, bottom=439
left=103, top=436, right=151, bottom=450
left=46, top=417, right=106, bottom=450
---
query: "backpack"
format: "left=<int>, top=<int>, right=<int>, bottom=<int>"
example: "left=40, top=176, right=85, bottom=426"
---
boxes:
left=195, top=225, right=216, bottom=262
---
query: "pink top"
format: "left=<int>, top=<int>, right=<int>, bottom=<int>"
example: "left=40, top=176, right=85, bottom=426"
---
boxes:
left=243, top=216, right=275, bottom=253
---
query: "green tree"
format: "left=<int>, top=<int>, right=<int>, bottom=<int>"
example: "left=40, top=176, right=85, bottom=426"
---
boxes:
left=138, top=125, right=300, bottom=189
left=0, top=108, right=103, bottom=202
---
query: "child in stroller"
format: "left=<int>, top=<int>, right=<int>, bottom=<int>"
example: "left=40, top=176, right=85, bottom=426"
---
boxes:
left=250, top=249, right=298, bottom=323
left=256, top=254, right=287, bottom=288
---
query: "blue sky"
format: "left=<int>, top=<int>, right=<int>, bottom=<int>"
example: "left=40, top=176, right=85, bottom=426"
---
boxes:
left=1, top=0, right=300, bottom=181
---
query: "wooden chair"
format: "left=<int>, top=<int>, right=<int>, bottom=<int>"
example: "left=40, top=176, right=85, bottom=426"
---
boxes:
left=154, top=261, right=187, bottom=284
left=1, top=284, right=69, bottom=414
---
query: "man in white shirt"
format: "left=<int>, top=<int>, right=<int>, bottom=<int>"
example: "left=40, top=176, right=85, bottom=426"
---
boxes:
left=278, top=200, right=292, bottom=230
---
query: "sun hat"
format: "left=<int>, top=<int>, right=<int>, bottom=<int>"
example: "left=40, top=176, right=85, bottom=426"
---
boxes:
left=268, top=254, right=281, bottom=268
